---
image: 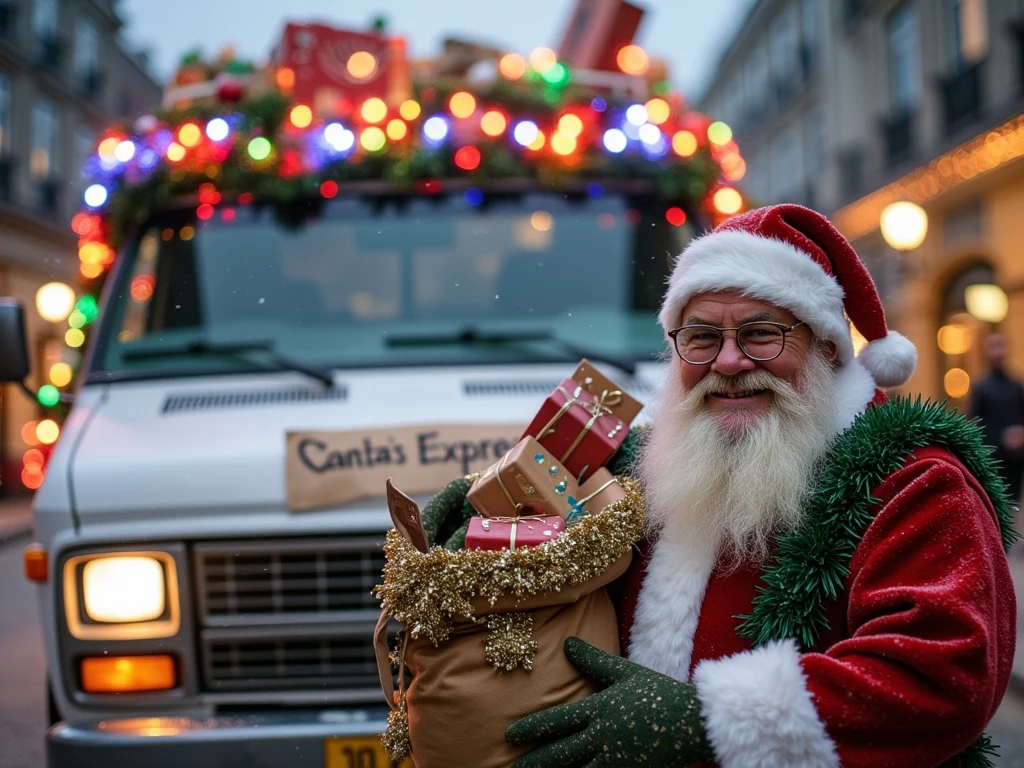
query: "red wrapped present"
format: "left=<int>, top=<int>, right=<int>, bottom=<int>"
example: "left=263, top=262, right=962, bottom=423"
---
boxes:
left=465, top=513, right=566, bottom=551
left=524, top=360, right=643, bottom=482
left=467, top=437, right=581, bottom=520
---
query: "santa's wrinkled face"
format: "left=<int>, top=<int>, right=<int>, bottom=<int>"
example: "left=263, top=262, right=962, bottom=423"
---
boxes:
left=675, top=289, right=828, bottom=436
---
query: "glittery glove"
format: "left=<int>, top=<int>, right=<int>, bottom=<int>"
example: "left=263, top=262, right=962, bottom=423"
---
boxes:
left=506, top=637, right=714, bottom=767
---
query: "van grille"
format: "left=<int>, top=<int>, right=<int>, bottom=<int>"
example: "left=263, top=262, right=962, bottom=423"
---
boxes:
left=193, top=537, right=386, bottom=698
left=201, top=632, right=383, bottom=694
left=163, top=385, right=347, bottom=414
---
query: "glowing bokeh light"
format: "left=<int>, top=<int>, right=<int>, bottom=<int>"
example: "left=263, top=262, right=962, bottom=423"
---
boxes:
left=558, top=114, right=584, bottom=137
left=423, top=116, right=449, bottom=143
left=165, top=142, right=186, bottom=162
left=625, top=104, right=648, bottom=126
left=644, top=98, right=670, bottom=125
left=480, top=110, right=507, bottom=137
left=616, top=45, right=649, bottom=76
left=360, top=98, right=388, bottom=124
left=83, top=184, right=108, bottom=207
left=386, top=119, right=408, bottom=141
left=347, top=51, right=377, bottom=80
left=713, top=187, right=744, bottom=215
left=360, top=127, right=387, bottom=152
left=205, top=118, right=230, bottom=141
left=529, top=47, right=557, bottom=73
left=499, top=53, right=527, bottom=80
left=454, top=146, right=482, bottom=171
left=603, top=129, right=627, bottom=153
left=289, top=104, right=313, bottom=128
left=178, top=123, right=201, bottom=147
left=449, top=91, right=477, bottom=119
left=672, top=130, right=698, bottom=157
left=247, top=137, right=272, bottom=161
left=512, top=120, right=539, bottom=147
left=707, top=121, right=733, bottom=146
left=399, top=100, right=421, bottom=121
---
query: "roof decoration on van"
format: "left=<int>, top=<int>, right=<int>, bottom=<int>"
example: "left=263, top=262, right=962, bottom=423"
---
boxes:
left=71, top=51, right=746, bottom=282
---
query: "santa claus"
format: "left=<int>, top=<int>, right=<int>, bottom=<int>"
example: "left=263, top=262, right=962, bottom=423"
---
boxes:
left=506, top=204, right=1018, bottom=767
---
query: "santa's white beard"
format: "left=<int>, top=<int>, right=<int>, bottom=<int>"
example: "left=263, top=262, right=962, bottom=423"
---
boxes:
left=639, top=350, right=838, bottom=567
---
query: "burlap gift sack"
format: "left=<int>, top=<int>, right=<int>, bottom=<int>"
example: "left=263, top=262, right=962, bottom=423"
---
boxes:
left=374, top=477, right=643, bottom=768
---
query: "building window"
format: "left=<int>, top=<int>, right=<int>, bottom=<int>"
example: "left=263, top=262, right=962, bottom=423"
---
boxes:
left=31, top=99, right=60, bottom=211
left=74, top=14, right=101, bottom=92
left=743, top=44, right=770, bottom=118
left=947, top=0, right=988, bottom=69
left=804, top=106, right=826, bottom=176
left=887, top=4, right=921, bottom=111
left=72, top=126, right=95, bottom=200
left=770, top=126, right=803, bottom=201
left=33, top=0, right=60, bottom=62
left=770, top=7, right=800, bottom=102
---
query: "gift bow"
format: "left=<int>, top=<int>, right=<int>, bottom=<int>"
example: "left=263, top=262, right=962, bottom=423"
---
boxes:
left=539, top=385, right=625, bottom=464
left=481, top=515, right=552, bottom=550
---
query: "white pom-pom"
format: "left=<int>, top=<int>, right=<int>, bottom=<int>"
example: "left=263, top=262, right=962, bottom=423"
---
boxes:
left=857, top=331, right=917, bottom=388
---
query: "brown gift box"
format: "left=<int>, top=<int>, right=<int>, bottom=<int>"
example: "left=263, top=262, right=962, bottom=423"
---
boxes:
left=467, top=436, right=581, bottom=520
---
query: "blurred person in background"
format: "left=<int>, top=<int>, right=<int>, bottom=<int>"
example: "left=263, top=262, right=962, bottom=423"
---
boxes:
left=970, top=334, right=1024, bottom=503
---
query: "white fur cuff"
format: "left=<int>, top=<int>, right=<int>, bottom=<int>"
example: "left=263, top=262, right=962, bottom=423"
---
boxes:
left=693, top=639, right=839, bottom=768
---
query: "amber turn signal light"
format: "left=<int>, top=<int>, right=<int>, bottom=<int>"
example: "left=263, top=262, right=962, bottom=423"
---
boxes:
left=80, top=655, right=176, bottom=693
left=23, top=544, right=48, bottom=582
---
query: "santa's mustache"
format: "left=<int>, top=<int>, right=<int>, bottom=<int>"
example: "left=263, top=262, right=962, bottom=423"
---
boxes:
left=680, top=368, right=803, bottom=415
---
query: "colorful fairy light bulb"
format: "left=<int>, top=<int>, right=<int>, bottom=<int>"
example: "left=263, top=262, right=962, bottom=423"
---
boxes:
left=114, top=140, right=136, bottom=162
left=324, top=123, right=355, bottom=152
left=557, top=114, right=583, bottom=138
left=386, top=119, right=408, bottom=141
left=625, top=104, right=648, bottom=126
left=551, top=132, right=577, bottom=156
left=449, top=91, right=477, bottom=119
left=289, top=104, right=313, bottom=128
left=83, top=184, right=108, bottom=208
left=399, top=100, right=421, bottom=121
left=644, top=98, right=670, bottom=125
left=529, top=47, right=557, bottom=73
left=512, top=120, right=539, bottom=147
left=360, top=127, right=386, bottom=151
left=178, top=123, right=201, bottom=147
left=616, top=45, right=649, bottom=76
left=166, top=142, right=186, bottom=162
left=360, top=98, right=388, bottom=124
left=499, top=53, right=527, bottom=80
left=713, top=187, right=743, bottom=215
left=205, top=117, right=230, bottom=141
left=707, top=121, right=733, bottom=146
left=603, top=129, right=627, bottom=153
left=480, top=110, right=507, bottom=137
left=672, top=130, right=698, bottom=157
left=423, top=116, right=449, bottom=144
left=247, top=137, right=272, bottom=161
left=454, top=146, right=481, bottom=171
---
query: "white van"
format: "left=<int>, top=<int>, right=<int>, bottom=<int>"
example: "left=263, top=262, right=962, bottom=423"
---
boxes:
left=1, top=181, right=690, bottom=767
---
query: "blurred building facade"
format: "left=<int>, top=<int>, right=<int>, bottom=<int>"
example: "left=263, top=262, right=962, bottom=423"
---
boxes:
left=701, top=0, right=1024, bottom=407
left=0, top=0, right=161, bottom=493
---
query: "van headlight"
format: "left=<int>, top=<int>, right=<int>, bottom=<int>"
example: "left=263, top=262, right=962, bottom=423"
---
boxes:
left=63, top=551, right=180, bottom=640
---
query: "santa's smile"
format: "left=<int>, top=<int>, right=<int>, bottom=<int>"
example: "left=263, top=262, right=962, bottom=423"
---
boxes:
left=710, top=389, right=770, bottom=400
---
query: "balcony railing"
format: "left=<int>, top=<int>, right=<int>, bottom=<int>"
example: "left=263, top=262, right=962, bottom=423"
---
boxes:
left=939, top=59, right=985, bottom=136
left=881, top=109, right=915, bottom=165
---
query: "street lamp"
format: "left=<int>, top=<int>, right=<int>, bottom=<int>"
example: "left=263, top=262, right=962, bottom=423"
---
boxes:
left=964, top=283, right=1009, bottom=323
left=35, top=282, right=76, bottom=323
left=880, top=201, right=928, bottom=251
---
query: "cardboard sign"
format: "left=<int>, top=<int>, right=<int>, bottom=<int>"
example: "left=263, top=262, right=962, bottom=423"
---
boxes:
left=286, top=423, right=523, bottom=511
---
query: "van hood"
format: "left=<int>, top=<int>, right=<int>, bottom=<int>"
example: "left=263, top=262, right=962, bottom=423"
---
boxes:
left=69, top=362, right=661, bottom=526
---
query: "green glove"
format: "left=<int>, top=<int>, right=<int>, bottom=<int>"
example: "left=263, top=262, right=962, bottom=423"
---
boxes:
left=506, top=637, right=714, bottom=767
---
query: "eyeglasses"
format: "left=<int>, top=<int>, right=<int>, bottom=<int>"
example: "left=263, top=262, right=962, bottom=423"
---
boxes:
left=667, top=321, right=807, bottom=365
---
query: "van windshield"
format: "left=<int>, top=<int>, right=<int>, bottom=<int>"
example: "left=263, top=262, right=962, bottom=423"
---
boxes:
left=89, top=190, right=693, bottom=381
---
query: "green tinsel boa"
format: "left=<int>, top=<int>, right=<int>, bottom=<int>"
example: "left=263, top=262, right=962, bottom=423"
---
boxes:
left=739, top=397, right=1020, bottom=767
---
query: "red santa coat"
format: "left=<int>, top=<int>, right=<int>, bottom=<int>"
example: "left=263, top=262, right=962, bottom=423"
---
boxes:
left=617, top=385, right=1016, bottom=767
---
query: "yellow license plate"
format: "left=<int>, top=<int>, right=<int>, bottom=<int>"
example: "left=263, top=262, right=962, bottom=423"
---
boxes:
left=324, top=736, right=415, bottom=768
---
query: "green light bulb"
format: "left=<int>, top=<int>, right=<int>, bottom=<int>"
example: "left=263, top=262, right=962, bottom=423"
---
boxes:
left=37, top=385, right=60, bottom=408
left=248, top=137, right=273, bottom=161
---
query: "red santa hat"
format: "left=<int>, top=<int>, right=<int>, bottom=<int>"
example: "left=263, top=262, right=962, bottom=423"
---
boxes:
left=659, top=203, right=917, bottom=388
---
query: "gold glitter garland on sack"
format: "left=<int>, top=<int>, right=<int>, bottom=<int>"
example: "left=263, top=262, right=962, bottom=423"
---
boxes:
left=485, top=613, right=539, bottom=671
left=373, top=477, right=644, bottom=646
left=381, top=696, right=411, bottom=760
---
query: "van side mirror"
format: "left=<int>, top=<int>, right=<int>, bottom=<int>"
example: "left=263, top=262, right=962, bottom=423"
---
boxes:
left=0, top=299, right=30, bottom=383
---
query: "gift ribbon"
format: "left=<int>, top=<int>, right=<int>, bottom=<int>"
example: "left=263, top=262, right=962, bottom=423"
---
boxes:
left=480, top=514, right=549, bottom=550
left=569, top=476, right=622, bottom=520
left=537, top=385, right=624, bottom=464
left=493, top=449, right=546, bottom=515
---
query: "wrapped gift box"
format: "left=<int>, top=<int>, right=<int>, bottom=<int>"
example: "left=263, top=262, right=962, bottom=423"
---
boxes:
left=467, top=436, right=581, bottom=520
left=523, top=360, right=642, bottom=482
left=565, top=468, right=626, bottom=526
left=465, top=513, right=566, bottom=551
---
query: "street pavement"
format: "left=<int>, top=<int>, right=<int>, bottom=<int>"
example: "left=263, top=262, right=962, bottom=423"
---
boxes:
left=1, top=514, right=1024, bottom=767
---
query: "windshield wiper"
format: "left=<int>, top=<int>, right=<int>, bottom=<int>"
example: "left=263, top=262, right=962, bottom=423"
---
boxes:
left=123, top=339, right=336, bottom=387
left=385, top=327, right=638, bottom=375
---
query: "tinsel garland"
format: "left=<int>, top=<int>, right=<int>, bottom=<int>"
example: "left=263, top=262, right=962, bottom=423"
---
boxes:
left=373, top=477, right=643, bottom=646
left=738, top=396, right=1019, bottom=768
left=485, top=612, right=539, bottom=671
